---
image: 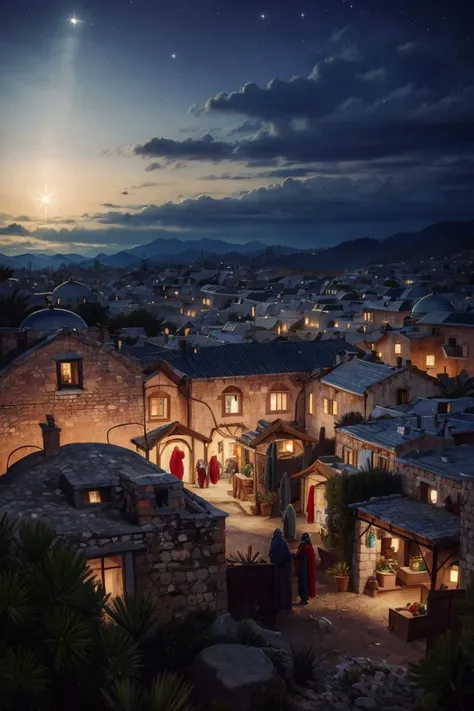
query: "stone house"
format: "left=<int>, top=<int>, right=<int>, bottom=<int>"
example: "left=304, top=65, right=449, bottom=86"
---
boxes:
left=0, top=331, right=144, bottom=474
left=412, top=313, right=474, bottom=377
left=143, top=340, right=358, bottom=482
left=0, top=418, right=227, bottom=618
left=362, top=300, right=412, bottom=331
left=305, top=357, right=442, bottom=440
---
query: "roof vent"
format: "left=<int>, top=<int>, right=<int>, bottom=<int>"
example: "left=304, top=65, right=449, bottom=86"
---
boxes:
left=441, top=456, right=451, bottom=464
left=397, top=425, right=411, bottom=435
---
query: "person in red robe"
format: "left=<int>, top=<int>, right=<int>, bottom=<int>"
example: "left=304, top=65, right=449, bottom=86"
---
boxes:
left=306, top=485, right=315, bottom=524
left=209, top=455, right=220, bottom=485
left=294, top=532, right=316, bottom=604
left=169, top=446, right=185, bottom=480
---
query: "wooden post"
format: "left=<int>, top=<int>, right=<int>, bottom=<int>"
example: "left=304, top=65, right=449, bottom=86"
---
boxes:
left=431, top=546, right=438, bottom=591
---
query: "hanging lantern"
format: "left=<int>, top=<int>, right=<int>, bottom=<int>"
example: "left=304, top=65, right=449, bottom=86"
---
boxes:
left=367, top=529, right=376, bottom=548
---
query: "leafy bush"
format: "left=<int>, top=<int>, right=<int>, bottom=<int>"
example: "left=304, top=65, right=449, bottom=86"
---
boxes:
left=290, top=644, right=320, bottom=685
left=326, top=561, right=351, bottom=577
left=226, top=545, right=266, bottom=565
left=149, top=609, right=217, bottom=673
left=410, top=572, right=474, bottom=710
left=325, top=468, right=402, bottom=564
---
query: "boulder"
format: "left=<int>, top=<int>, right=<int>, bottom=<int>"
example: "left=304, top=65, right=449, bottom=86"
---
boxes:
left=191, top=643, right=283, bottom=711
left=243, top=618, right=284, bottom=647
left=316, top=616, right=333, bottom=632
left=210, top=613, right=240, bottom=640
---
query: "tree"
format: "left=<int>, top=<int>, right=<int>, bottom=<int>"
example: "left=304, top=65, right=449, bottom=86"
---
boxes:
left=441, top=375, right=474, bottom=399
left=335, top=411, right=365, bottom=428
left=76, top=302, right=109, bottom=327
left=109, top=310, right=164, bottom=338
left=0, top=515, right=191, bottom=711
left=0, top=291, right=31, bottom=327
left=0, top=264, right=13, bottom=283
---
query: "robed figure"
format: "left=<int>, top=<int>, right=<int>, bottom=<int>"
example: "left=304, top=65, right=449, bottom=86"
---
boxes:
left=169, top=447, right=185, bottom=480
left=269, top=528, right=293, bottom=613
left=294, top=532, right=316, bottom=605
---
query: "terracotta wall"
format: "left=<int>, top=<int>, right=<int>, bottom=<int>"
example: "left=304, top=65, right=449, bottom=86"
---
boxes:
left=0, top=334, right=143, bottom=474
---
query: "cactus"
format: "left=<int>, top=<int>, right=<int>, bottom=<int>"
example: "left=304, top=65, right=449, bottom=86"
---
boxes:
left=283, top=504, right=297, bottom=540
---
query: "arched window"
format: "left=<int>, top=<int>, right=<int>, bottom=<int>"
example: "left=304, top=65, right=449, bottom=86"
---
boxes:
left=222, top=386, right=243, bottom=416
left=148, top=392, right=170, bottom=421
left=267, top=384, right=290, bottom=414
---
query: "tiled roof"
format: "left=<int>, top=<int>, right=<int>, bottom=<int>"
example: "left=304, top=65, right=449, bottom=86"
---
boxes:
left=350, top=494, right=460, bottom=544
left=397, top=444, right=474, bottom=481
left=416, top=311, right=474, bottom=327
left=153, top=339, right=359, bottom=379
left=319, top=358, right=399, bottom=395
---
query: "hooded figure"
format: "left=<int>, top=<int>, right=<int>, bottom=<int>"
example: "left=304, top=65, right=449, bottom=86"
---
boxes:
left=294, top=532, right=316, bottom=604
left=269, top=528, right=293, bottom=613
left=209, top=455, right=220, bottom=485
left=169, top=446, right=185, bottom=481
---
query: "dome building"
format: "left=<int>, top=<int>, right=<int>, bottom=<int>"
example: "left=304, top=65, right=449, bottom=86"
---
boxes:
left=52, top=277, right=92, bottom=308
left=411, top=293, right=455, bottom=320
left=20, top=305, right=87, bottom=333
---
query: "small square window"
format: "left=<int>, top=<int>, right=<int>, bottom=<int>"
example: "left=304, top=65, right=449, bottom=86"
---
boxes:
left=57, top=360, right=83, bottom=390
left=394, top=343, right=401, bottom=354
left=426, top=354, right=436, bottom=367
left=343, top=447, right=355, bottom=465
left=224, top=392, right=242, bottom=415
left=148, top=396, right=169, bottom=420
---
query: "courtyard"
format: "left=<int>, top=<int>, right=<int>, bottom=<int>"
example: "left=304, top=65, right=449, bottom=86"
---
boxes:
left=197, top=478, right=425, bottom=667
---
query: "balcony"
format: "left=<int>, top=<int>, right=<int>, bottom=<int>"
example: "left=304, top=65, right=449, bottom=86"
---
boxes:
left=442, top=344, right=469, bottom=359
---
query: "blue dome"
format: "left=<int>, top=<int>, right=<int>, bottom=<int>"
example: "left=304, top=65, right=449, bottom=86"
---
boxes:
left=411, top=293, right=455, bottom=319
left=52, top=277, right=91, bottom=301
left=20, top=307, right=87, bottom=331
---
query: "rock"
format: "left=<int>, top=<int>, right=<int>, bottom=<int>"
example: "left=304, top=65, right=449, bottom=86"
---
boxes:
left=191, top=643, right=282, bottom=711
left=355, top=698, right=377, bottom=710
left=242, top=618, right=284, bottom=647
left=262, top=648, right=292, bottom=682
left=210, top=613, right=240, bottom=640
left=316, top=616, right=333, bottom=632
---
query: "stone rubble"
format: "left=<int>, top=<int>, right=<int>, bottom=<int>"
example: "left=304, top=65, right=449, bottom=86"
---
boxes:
left=293, top=656, right=422, bottom=711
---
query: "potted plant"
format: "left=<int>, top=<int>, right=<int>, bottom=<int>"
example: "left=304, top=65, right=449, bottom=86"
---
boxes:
left=376, top=556, right=398, bottom=588
left=226, top=546, right=276, bottom=628
left=389, top=601, right=429, bottom=643
left=258, top=490, right=277, bottom=517
left=242, top=463, right=253, bottom=478
left=326, top=561, right=351, bottom=592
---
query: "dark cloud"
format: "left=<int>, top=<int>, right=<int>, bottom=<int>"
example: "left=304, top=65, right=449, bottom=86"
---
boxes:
left=129, top=181, right=162, bottom=189
left=100, top=203, right=123, bottom=208
left=131, top=28, right=474, bottom=171
left=121, top=190, right=129, bottom=195
left=0, top=223, right=30, bottom=237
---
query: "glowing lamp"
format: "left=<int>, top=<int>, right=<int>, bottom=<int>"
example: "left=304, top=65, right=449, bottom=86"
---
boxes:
left=88, top=490, right=101, bottom=504
left=391, top=538, right=399, bottom=553
left=449, top=566, right=459, bottom=584
left=430, top=488, right=438, bottom=505
left=284, top=440, right=294, bottom=453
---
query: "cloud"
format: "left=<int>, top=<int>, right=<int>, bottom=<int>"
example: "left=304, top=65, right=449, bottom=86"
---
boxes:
left=121, top=190, right=130, bottom=195
left=0, top=223, right=30, bottom=237
left=129, top=181, right=162, bottom=190
left=128, top=28, right=474, bottom=171
left=100, top=203, right=123, bottom=209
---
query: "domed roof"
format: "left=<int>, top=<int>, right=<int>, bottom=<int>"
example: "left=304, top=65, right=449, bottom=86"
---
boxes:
left=52, top=277, right=91, bottom=300
left=20, top=306, right=87, bottom=331
left=411, top=293, right=455, bottom=319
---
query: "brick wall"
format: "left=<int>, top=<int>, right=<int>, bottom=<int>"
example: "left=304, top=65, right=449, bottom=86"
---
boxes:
left=0, top=333, right=144, bottom=474
left=460, top=480, right=474, bottom=584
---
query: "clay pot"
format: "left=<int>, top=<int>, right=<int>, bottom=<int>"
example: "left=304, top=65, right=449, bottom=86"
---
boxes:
left=334, top=575, right=350, bottom=592
left=376, top=571, right=397, bottom=588
left=260, top=502, right=272, bottom=517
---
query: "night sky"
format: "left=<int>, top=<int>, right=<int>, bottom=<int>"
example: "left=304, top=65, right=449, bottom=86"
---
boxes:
left=1, top=1, right=473, bottom=255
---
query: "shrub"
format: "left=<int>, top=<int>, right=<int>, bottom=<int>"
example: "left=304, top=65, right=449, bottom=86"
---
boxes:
left=290, top=644, right=320, bottom=685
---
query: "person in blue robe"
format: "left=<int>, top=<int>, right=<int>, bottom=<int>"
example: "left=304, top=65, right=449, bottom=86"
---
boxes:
left=269, top=527, right=293, bottom=613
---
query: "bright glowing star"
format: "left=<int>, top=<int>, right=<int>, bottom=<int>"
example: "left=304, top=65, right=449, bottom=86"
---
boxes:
left=69, top=16, right=78, bottom=25
left=260, top=13, right=266, bottom=20
left=170, top=52, right=177, bottom=59
left=300, top=12, right=306, bottom=18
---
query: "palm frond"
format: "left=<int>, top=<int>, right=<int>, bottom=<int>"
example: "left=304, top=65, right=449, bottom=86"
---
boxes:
left=0, top=645, right=48, bottom=704
left=43, top=607, right=92, bottom=672
left=100, top=624, right=142, bottom=683
left=18, top=520, right=57, bottom=565
left=0, top=513, right=17, bottom=570
left=0, top=570, right=34, bottom=626
left=149, top=671, right=195, bottom=711
left=102, top=678, right=144, bottom=711
left=106, top=594, right=159, bottom=643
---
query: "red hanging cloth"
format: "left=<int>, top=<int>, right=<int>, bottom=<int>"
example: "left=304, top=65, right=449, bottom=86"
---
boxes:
left=306, top=485, right=315, bottom=524
left=209, top=455, right=220, bottom=485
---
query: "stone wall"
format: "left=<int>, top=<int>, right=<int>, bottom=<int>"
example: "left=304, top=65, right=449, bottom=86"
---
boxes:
left=460, top=479, right=474, bottom=584
left=397, top=460, right=464, bottom=505
left=306, top=381, right=365, bottom=440
left=352, top=519, right=378, bottom=594
left=0, top=333, right=144, bottom=474
left=134, top=513, right=227, bottom=619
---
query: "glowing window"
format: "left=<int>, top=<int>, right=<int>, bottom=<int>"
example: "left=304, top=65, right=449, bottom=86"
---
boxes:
left=269, top=391, right=289, bottom=413
left=308, top=392, right=314, bottom=415
left=88, top=490, right=101, bottom=504
left=148, top=395, right=170, bottom=420
left=57, top=360, right=82, bottom=390
left=426, top=354, right=436, bottom=367
left=87, top=556, right=123, bottom=598
left=223, top=388, right=242, bottom=415
left=394, top=342, right=402, bottom=354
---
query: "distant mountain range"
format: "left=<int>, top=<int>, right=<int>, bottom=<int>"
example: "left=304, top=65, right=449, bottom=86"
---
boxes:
left=1, top=219, right=473, bottom=271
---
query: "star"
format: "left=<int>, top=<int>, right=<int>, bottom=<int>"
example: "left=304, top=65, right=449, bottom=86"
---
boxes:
left=300, top=12, right=306, bottom=19
left=170, top=52, right=177, bottom=59
left=69, top=14, right=82, bottom=26
left=260, top=13, right=266, bottom=20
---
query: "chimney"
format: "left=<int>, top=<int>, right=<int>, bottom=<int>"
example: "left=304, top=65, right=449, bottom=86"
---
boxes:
left=40, top=414, right=61, bottom=457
